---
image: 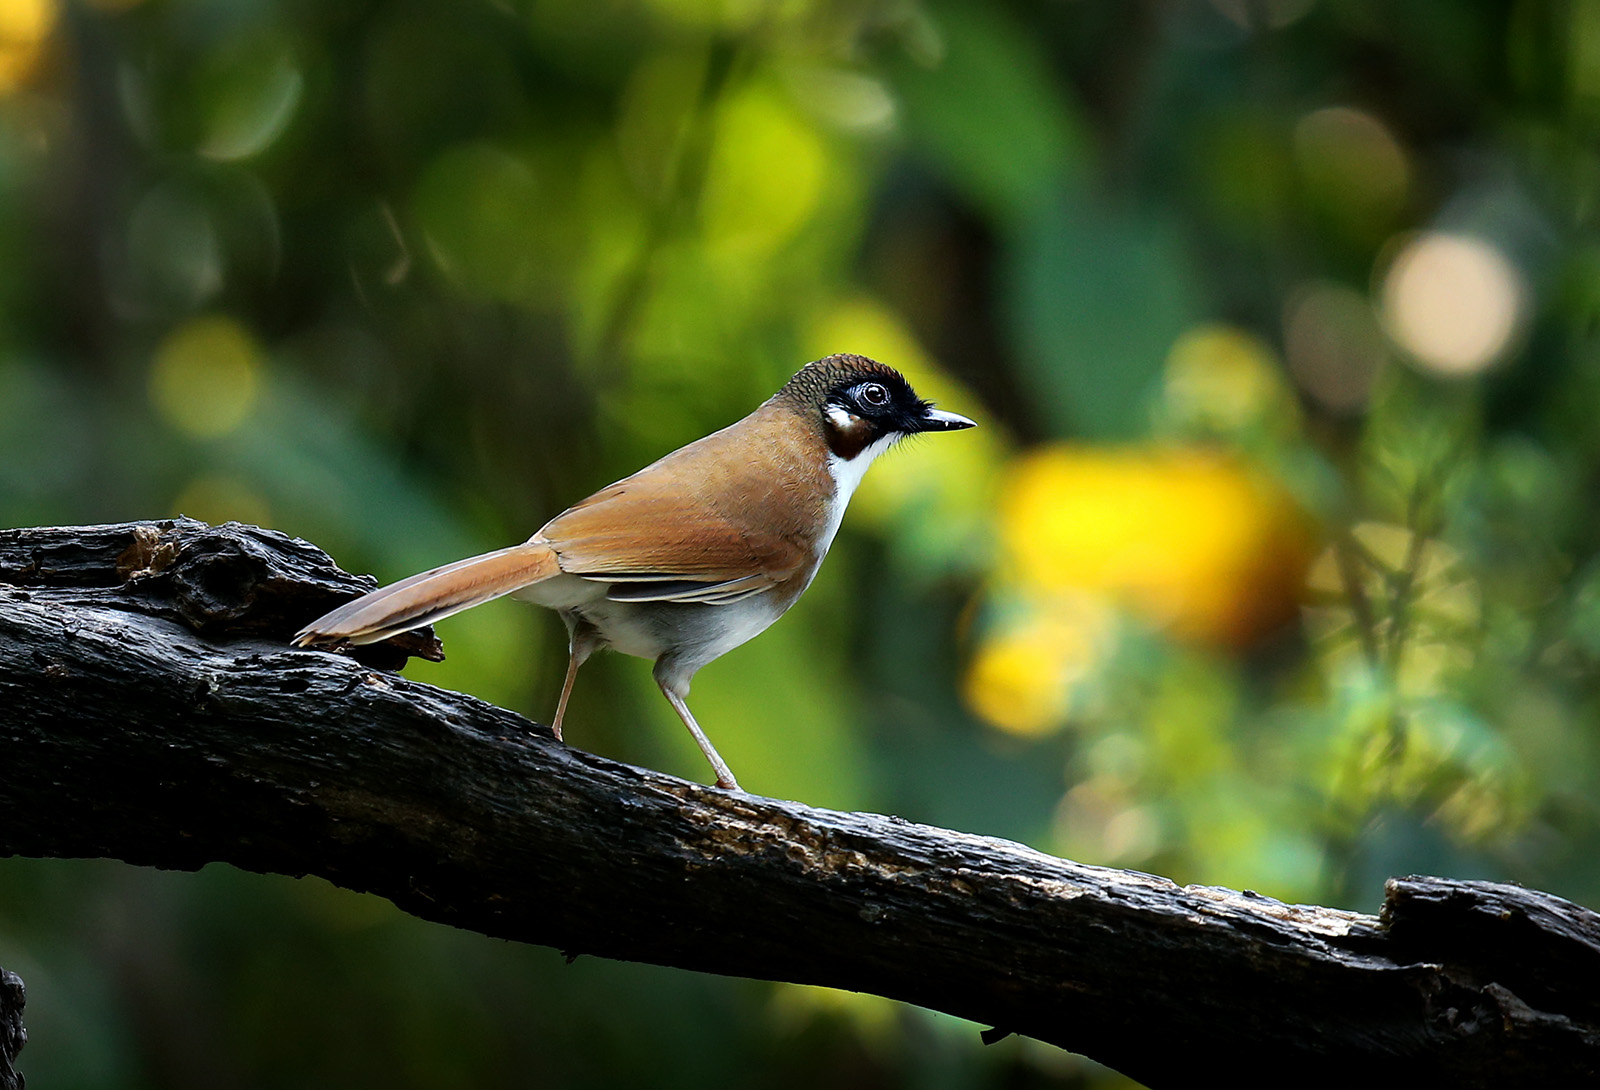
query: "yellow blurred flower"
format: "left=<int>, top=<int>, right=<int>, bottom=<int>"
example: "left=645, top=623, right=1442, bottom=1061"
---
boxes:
left=998, top=445, right=1314, bottom=648
left=0, top=0, right=56, bottom=94
left=963, top=599, right=1111, bottom=736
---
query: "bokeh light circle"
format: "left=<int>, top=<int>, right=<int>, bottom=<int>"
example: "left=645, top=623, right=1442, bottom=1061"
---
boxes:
left=1380, top=231, right=1525, bottom=376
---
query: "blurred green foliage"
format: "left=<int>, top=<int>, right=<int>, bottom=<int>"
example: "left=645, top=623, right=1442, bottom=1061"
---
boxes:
left=4, top=0, right=1600, bottom=1086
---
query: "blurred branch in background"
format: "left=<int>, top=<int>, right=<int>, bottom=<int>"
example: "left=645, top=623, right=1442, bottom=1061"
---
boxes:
left=3, top=519, right=1599, bottom=1087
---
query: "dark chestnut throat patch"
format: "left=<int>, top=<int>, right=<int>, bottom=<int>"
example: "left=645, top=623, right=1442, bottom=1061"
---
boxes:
left=823, top=412, right=879, bottom=460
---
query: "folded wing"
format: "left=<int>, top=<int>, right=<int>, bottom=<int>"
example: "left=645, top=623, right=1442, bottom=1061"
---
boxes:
left=537, top=425, right=818, bottom=605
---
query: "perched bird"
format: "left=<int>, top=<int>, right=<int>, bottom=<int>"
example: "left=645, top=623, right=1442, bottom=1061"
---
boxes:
left=293, top=354, right=975, bottom=791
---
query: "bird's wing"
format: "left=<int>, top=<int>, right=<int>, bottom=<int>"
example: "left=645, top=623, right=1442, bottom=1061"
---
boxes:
left=602, top=572, right=775, bottom=605
left=540, top=482, right=809, bottom=602
left=535, top=414, right=824, bottom=604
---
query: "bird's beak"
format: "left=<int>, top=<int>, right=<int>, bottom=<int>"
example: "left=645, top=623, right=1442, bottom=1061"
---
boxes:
left=916, top=407, right=977, bottom=432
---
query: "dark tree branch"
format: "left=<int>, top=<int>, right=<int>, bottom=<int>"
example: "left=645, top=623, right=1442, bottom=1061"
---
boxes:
left=0, top=967, right=22, bottom=1090
left=2, top=519, right=1597, bottom=1086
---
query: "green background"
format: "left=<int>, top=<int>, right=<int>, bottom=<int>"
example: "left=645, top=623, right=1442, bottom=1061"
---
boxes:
left=4, top=1, right=1600, bottom=1086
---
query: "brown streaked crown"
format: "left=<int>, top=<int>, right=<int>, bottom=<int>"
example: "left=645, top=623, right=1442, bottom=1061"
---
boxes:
left=773, top=353, right=912, bottom=410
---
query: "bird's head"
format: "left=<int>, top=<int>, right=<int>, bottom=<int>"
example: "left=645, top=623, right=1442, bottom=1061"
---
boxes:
left=779, top=353, right=975, bottom=461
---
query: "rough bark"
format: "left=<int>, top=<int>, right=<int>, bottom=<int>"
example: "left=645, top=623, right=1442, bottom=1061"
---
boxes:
left=1, top=518, right=1596, bottom=1086
left=0, top=967, right=22, bottom=1090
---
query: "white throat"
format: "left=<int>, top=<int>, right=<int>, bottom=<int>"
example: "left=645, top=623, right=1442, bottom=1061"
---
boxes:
left=820, top=431, right=898, bottom=554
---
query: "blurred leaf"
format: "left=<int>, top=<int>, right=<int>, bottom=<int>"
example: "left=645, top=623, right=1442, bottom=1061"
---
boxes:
left=149, top=314, right=263, bottom=438
left=1005, top=200, right=1201, bottom=440
left=701, top=81, right=829, bottom=259
left=412, top=143, right=546, bottom=301
left=889, top=0, right=1090, bottom=224
left=196, top=31, right=303, bottom=162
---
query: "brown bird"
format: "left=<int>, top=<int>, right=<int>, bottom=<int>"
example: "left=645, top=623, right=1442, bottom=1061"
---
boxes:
left=292, top=354, right=975, bottom=790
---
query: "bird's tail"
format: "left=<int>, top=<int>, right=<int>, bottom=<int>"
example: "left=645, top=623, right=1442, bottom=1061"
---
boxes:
left=292, top=541, right=561, bottom=648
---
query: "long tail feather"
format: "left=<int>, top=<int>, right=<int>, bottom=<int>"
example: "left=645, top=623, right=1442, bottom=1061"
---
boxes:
left=292, top=542, right=561, bottom=648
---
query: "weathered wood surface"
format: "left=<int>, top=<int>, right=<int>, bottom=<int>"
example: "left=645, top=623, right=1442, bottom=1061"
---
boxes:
left=1, top=519, right=1596, bottom=1086
left=0, top=967, right=22, bottom=1090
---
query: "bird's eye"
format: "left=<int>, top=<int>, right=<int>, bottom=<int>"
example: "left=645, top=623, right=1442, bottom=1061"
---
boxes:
left=858, top=383, right=890, bottom=408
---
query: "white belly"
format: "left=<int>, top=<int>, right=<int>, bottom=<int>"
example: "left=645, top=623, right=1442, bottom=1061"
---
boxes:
left=514, top=572, right=785, bottom=678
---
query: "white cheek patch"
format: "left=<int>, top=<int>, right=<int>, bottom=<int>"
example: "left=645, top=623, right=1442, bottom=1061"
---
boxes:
left=826, top=405, right=857, bottom=430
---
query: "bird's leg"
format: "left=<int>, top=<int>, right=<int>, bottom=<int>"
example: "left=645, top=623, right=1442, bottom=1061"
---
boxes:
left=551, top=621, right=598, bottom=742
left=550, top=651, right=581, bottom=741
left=655, top=675, right=741, bottom=791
